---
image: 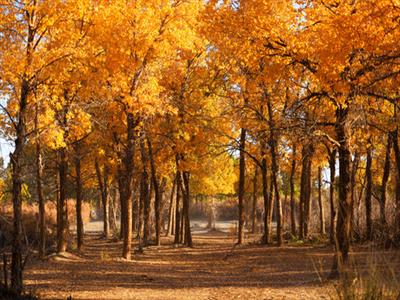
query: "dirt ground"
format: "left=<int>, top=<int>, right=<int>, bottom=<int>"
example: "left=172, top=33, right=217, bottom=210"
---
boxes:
left=6, top=222, right=398, bottom=300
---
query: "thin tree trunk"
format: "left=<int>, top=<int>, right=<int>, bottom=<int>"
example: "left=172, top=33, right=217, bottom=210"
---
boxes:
left=147, top=137, right=161, bottom=246
left=379, top=133, right=392, bottom=227
left=391, top=127, right=400, bottom=237
left=182, top=171, right=193, bottom=247
left=35, top=104, right=46, bottom=259
left=290, top=145, right=297, bottom=237
left=329, top=149, right=337, bottom=244
left=365, top=146, right=373, bottom=240
left=238, top=128, right=246, bottom=245
left=140, top=139, right=151, bottom=246
left=95, top=160, right=109, bottom=239
left=122, top=113, right=136, bottom=260
left=318, top=167, right=325, bottom=235
left=74, top=144, right=84, bottom=250
left=261, top=142, right=270, bottom=244
left=252, top=166, right=258, bottom=234
left=167, top=177, right=176, bottom=236
left=174, top=172, right=182, bottom=244
left=57, top=147, right=68, bottom=253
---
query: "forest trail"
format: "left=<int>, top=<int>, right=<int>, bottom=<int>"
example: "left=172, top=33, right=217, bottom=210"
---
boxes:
left=23, top=223, right=398, bottom=300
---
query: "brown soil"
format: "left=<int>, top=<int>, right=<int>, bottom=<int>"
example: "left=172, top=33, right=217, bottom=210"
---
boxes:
left=18, top=231, right=400, bottom=300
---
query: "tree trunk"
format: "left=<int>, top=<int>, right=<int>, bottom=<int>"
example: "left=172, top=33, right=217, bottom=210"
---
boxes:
left=95, top=160, right=110, bottom=239
left=140, top=139, right=151, bottom=246
left=57, top=147, right=68, bottom=253
left=365, top=146, right=373, bottom=240
left=329, top=149, right=337, bottom=244
left=167, top=177, right=176, bottom=236
left=118, top=171, right=125, bottom=240
left=182, top=171, right=193, bottom=247
left=391, top=127, right=400, bottom=237
left=379, top=133, right=392, bottom=227
left=238, top=128, right=246, bottom=245
left=252, top=166, right=258, bottom=234
left=335, top=107, right=352, bottom=268
left=10, top=80, right=28, bottom=294
left=174, top=172, right=182, bottom=244
left=122, top=113, right=136, bottom=260
left=290, top=145, right=297, bottom=237
left=266, top=100, right=282, bottom=246
left=35, top=104, right=46, bottom=259
left=74, top=144, right=84, bottom=250
left=147, top=137, right=161, bottom=246
left=318, top=167, right=325, bottom=235
left=261, top=141, right=270, bottom=244
left=300, top=143, right=313, bottom=239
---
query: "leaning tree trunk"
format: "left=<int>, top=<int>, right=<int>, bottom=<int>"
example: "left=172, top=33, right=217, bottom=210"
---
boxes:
left=379, top=133, right=392, bottom=227
left=140, top=139, right=151, bottom=246
left=74, top=144, right=84, bottom=250
left=365, top=146, right=373, bottom=241
left=290, top=145, right=297, bottom=237
left=238, top=128, right=246, bottom=245
left=329, top=149, right=337, bottom=244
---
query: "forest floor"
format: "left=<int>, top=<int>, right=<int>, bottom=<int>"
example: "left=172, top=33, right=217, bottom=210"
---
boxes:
left=16, top=222, right=400, bottom=299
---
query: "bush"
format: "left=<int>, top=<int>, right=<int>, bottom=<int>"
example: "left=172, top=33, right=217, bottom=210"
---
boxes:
left=0, top=199, right=91, bottom=249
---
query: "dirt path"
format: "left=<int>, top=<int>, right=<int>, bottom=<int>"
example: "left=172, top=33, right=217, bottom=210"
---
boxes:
left=23, top=225, right=399, bottom=300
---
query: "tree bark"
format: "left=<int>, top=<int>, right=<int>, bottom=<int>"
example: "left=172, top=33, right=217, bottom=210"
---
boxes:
left=238, top=128, right=246, bottom=245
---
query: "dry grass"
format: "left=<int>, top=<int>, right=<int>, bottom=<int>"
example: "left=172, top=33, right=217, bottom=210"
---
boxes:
left=0, top=199, right=91, bottom=247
